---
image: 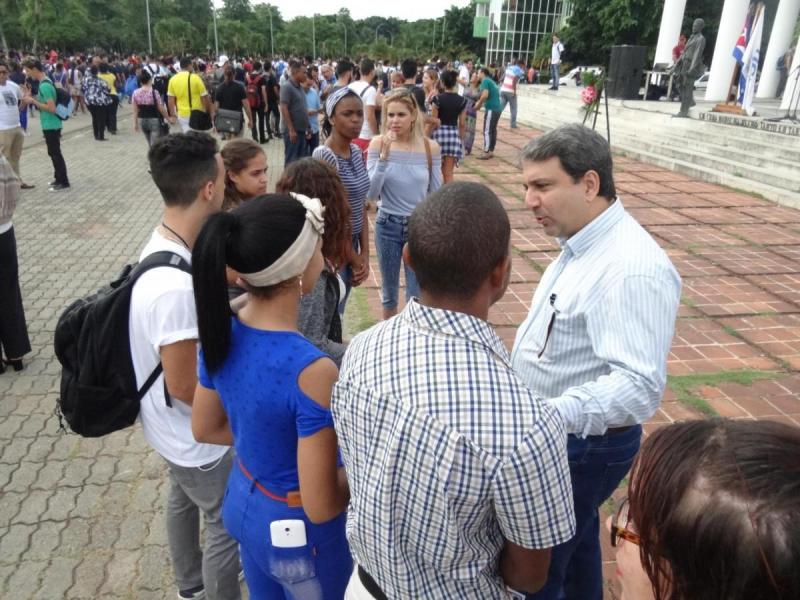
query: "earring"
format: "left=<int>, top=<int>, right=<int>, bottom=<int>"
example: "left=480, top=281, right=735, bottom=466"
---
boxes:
left=298, top=276, right=304, bottom=298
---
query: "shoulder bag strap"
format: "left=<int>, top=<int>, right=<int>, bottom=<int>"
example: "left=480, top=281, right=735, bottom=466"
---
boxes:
left=423, top=137, right=432, bottom=191
left=187, top=73, right=192, bottom=110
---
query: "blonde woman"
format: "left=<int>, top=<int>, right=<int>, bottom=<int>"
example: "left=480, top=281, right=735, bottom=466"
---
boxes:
left=421, top=67, right=440, bottom=136
left=367, top=88, right=442, bottom=320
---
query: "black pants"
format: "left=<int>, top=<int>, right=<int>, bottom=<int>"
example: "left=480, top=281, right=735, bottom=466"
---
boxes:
left=483, top=109, right=501, bottom=153
left=43, top=129, right=69, bottom=185
left=0, top=227, right=31, bottom=360
left=267, top=103, right=280, bottom=137
left=106, top=95, right=119, bottom=133
left=88, top=104, right=107, bottom=139
left=251, top=106, right=267, bottom=142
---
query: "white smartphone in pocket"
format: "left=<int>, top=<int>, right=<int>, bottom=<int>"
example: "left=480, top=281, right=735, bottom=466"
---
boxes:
left=270, top=519, right=308, bottom=548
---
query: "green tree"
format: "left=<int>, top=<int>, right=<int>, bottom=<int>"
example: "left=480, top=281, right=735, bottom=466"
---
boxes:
left=154, top=16, right=196, bottom=55
left=216, top=18, right=253, bottom=55
left=223, top=0, right=251, bottom=21
left=20, top=0, right=90, bottom=51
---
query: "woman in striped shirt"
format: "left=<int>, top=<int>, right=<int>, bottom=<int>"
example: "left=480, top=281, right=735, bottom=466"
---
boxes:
left=312, top=87, right=371, bottom=314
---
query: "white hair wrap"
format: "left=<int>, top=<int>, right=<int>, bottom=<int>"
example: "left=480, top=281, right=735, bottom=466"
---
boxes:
left=239, top=193, right=325, bottom=287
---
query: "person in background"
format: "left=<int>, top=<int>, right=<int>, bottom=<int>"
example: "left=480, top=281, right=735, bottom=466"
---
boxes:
left=68, top=60, right=87, bottom=115
left=511, top=125, right=681, bottom=600
left=457, top=58, right=473, bottom=95
left=348, top=59, right=379, bottom=156
left=263, top=62, right=280, bottom=139
left=132, top=68, right=170, bottom=147
left=246, top=61, right=269, bottom=144
left=304, top=67, right=322, bottom=155
left=499, top=59, right=525, bottom=129
left=313, top=87, right=371, bottom=315
left=367, top=88, right=442, bottom=320
left=672, top=34, right=688, bottom=64
left=82, top=65, right=112, bottom=142
left=0, top=153, right=31, bottom=373
left=167, top=57, right=213, bottom=133
left=0, top=61, right=34, bottom=189
left=609, top=418, right=800, bottom=600
left=421, top=67, right=441, bottom=137
left=276, top=158, right=353, bottom=365
left=430, top=70, right=467, bottom=184
left=98, top=63, right=119, bottom=134
left=19, top=58, right=70, bottom=191
left=191, top=194, right=352, bottom=599
left=474, top=67, right=502, bottom=161
left=279, top=60, right=310, bottom=166
left=220, top=138, right=268, bottom=211
left=214, top=65, right=252, bottom=141
left=550, top=34, right=565, bottom=91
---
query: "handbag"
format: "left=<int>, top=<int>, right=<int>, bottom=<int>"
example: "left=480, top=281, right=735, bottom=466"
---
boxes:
left=214, top=108, right=243, bottom=134
left=187, top=74, right=212, bottom=131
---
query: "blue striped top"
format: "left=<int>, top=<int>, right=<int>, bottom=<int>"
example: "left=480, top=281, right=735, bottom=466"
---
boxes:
left=312, top=144, right=370, bottom=237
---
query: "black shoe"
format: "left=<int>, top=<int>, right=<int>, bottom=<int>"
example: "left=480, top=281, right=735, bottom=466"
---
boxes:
left=48, top=183, right=71, bottom=192
left=4, top=359, right=23, bottom=372
left=260, top=138, right=268, bottom=144
left=109, top=130, right=117, bottom=135
left=97, top=138, right=108, bottom=141
left=177, top=584, right=205, bottom=599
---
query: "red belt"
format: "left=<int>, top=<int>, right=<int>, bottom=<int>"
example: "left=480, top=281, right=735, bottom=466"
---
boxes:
left=237, top=460, right=303, bottom=508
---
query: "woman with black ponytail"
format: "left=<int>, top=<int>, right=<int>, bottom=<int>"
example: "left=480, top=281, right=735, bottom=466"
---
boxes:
left=191, top=194, right=352, bottom=599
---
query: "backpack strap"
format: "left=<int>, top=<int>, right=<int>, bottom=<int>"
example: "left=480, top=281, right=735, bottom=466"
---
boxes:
left=129, top=251, right=192, bottom=406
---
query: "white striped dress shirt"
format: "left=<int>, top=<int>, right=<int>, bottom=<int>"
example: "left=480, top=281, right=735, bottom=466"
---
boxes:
left=511, top=199, right=681, bottom=438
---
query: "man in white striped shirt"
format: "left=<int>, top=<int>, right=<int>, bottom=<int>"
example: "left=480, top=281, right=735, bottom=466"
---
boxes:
left=511, top=124, right=681, bottom=600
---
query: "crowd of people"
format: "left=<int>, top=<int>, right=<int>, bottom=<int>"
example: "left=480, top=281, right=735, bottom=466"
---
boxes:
left=0, top=44, right=799, bottom=600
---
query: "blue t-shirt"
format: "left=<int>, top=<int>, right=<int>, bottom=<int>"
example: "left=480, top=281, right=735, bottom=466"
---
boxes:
left=305, top=87, right=321, bottom=134
left=197, top=319, right=333, bottom=491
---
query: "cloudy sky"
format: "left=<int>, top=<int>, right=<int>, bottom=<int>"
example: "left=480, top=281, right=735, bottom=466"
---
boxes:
left=258, top=0, right=472, bottom=21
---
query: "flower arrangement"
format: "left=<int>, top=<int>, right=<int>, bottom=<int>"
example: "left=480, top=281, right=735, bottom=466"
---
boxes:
left=580, top=70, right=604, bottom=124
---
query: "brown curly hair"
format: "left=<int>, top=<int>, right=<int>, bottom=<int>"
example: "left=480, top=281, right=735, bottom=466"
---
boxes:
left=275, top=158, right=352, bottom=269
left=221, top=138, right=265, bottom=211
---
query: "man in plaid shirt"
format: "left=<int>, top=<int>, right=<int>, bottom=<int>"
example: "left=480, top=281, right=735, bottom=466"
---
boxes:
left=332, top=182, right=575, bottom=599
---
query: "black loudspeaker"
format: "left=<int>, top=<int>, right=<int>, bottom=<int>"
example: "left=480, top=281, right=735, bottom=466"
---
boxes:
left=607, top=45, right=646, bottom=99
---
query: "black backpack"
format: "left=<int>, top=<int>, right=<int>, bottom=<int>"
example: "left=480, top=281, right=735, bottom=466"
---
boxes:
left=54, top=251, right=191, bottom=437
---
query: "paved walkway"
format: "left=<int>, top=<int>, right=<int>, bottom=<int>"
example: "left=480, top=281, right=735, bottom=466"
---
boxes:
left=1, top=112, right=798, bottom=599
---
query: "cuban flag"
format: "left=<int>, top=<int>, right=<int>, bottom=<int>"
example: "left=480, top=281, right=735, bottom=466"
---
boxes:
left=733, top=9, right=754, bottom=103
left=740, top=5, right=764, bottom=115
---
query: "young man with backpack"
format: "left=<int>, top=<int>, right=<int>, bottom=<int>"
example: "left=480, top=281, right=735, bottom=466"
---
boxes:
left=19, top=58, right=70, bottom=191
left=246, top=61, right=268, bottom=144
left=132, top=132, right=240, bottom=600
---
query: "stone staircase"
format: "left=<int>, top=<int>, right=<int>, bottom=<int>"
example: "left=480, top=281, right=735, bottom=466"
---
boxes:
left=514, top=85, right=800, bottom=208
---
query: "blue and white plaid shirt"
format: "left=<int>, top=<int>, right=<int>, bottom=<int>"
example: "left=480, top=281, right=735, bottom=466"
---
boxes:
left=332, top=300, right=575, bottom=598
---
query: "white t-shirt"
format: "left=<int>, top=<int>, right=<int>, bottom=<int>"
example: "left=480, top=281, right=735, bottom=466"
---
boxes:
left=129, top=231, right=228, bottom=468
left=348, top=80, right=377, bottom=140
left=552, top=42, right=565, bottom=65
left=0, top=81, right=22, bottom=131
left=458, top=65, right=470, bottom=95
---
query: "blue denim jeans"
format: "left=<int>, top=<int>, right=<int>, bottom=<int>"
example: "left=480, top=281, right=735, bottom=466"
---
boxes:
left=283, top=133, right=307, bottom=167
left=527, top=425, right=642, bottom=600
left=222, top=462, right=352, bottom=599
left=551, top=64, right=560, bottom=89
left=499, top=91, right=518, bottom=127
left=374, top=211, right=420, bottom=311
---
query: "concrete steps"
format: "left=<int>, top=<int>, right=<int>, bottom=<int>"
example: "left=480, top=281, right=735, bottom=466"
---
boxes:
left=514, top=86, right=800, bottom=207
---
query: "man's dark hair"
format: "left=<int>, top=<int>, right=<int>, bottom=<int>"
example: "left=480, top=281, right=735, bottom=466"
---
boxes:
left=441, top=69, right=457, bottom=89
left=521, top=124, right=616, bottom=199
left=22, top=58, right=43, bottom=72
left=409, top=182, right=510, bottom=298
left=148, top=133, right=219, bottom=207
left=401, top=58, right=418, bottom=80
left=288, top=59, right=303, bottom=72
left=335, top=59, right=353, bottom=78
left=179, top=56, right=192, bottom=70
left=480, top=66, right=492, bottom=77
left=359, top=58, right=374, bottom=76
left=253, top=60, right=262, bottom=71
left=98, top=63, right=109, bottom=73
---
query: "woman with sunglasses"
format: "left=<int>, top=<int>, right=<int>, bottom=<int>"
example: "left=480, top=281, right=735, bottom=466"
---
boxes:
left=367, top=87, right=442, bottom=320
left=608, top=418, right=800, bottom=600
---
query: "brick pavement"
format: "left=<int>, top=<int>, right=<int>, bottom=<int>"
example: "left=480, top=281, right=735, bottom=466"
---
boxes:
left=2, top=114, right=799, bottom=599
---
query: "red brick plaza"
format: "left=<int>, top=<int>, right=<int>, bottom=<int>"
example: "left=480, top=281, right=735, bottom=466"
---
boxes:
left=354, top=121, right=800, bottom=598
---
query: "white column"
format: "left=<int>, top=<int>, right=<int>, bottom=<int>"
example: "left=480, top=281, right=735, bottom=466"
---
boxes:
left=705, top=0, right=751, bottom=102
left=780, top=38, right=800, bottom=110
left=757, top=0, right=800, bottom=98
left=653, top=0, right=688, bottom=66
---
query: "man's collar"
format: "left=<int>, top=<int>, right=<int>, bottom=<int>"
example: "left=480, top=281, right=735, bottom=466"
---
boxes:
left=401, top=299, right=511, bottom=365
left=558, top=197, right=624, bottom=256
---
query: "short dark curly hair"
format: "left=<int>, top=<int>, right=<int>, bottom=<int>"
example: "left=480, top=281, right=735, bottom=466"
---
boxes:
left=409, top=182, right=509, bottom=298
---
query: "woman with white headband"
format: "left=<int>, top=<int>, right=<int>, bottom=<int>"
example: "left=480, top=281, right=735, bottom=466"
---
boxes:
left=191, top=194, right=352, bottom=599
